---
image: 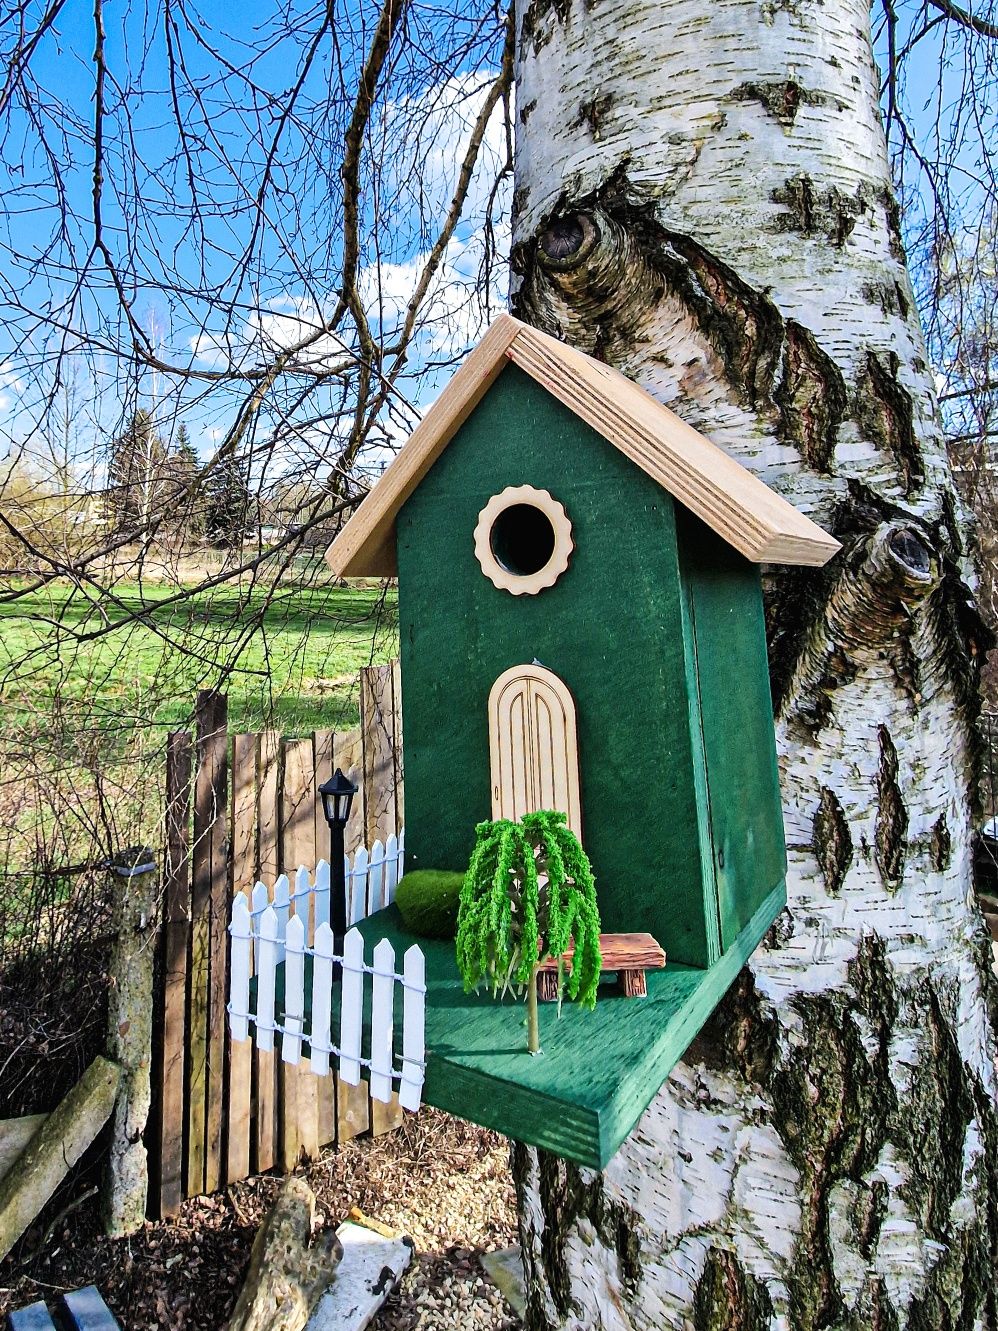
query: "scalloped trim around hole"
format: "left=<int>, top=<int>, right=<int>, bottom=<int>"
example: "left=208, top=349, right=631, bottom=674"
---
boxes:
left=474, top=485, right=574, bottom=595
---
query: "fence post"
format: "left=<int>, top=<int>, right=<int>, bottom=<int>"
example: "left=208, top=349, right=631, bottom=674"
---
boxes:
left=103, top=845, right=159, bottom=1238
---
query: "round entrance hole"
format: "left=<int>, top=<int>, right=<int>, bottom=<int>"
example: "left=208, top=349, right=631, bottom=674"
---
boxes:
left=474, top=485, right=573, bottom=594
left=489, top=503, right=557, bottom=576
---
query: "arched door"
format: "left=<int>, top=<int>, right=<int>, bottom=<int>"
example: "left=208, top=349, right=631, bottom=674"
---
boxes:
left=488, top=664, right=583, bottom=839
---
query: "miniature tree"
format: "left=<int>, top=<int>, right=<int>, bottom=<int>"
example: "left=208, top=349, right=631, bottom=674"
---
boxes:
left=455, top=810, right=602, bottom=1054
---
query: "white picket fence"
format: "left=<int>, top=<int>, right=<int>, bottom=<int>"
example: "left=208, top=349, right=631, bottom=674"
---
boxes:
left=227, top=832, right=426, bottom=1112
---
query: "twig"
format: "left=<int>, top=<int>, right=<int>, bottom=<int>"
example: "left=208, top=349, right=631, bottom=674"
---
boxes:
left=18, top=1185, right=100, bottom=1267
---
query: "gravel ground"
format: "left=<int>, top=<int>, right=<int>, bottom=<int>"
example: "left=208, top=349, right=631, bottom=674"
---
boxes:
left=0, top=1110, right=523, bottom=1330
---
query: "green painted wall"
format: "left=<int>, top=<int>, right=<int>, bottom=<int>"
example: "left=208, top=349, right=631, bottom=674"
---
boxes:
left=396, top=365, right=717, bottom=967
left=678, top=513, right=788, bottom=949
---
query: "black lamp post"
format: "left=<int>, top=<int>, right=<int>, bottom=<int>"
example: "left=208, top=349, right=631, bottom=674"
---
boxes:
left=318, top=767, right=358, bottom=947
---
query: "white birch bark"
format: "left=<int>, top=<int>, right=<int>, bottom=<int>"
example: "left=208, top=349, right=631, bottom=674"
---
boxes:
left=509, top=0, right=998, bottom=1326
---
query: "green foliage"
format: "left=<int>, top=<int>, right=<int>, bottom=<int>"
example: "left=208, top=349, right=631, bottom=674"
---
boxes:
left=204, top=451, right=254, bottom=547
left=456, top=810, right=602, bottom=1010
left=395, top=869, right=464, bottom=938
left=106, top=408, right=170, bottom=533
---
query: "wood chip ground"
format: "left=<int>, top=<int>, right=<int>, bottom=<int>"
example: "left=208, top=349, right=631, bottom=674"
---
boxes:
left=0, top=1111, right=522, bottom=1331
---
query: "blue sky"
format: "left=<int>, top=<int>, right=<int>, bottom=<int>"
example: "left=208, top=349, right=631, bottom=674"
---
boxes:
left=0, top=0, right=508, bottom=480
left=0, top=0, right=992, bottom=482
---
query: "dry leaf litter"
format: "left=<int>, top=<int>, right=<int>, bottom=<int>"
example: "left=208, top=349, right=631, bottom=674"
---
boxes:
left=0, top=1109, right=523, bottom=1330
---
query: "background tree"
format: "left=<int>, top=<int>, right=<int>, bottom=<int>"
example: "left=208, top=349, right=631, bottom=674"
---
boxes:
left=203, top=450, right=253, bottom=549
left=105, top=409, right=169, bottom=537
left=508, top=0, right=998, bottom=1325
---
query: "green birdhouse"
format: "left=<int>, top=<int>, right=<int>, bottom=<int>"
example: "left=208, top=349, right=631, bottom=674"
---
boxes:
left=326, top=314, right=839, bottom=1168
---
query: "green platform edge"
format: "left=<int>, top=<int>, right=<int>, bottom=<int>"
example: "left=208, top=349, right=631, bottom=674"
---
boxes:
left=326, top=880, right=784, bottom=1170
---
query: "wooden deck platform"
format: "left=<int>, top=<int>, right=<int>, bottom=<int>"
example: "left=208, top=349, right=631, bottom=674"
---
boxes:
left=275, top=880, right=784, bottom=1170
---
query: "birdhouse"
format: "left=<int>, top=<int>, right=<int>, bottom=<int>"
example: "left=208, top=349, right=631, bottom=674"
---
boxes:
left=326, top=314, right=838, bottom=1167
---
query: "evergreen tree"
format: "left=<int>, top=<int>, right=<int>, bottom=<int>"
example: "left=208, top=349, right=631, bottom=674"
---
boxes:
left=166, top=422, right=204, bottom=542
left=105, top=408, right=168, bottom=535
left=203, top=450, right=253, bottom=548
left=174, top=423, right=198, bottom=472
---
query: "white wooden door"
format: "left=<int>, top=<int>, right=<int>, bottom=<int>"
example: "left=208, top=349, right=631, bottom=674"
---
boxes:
left=488, top=664, right=583, bottom=839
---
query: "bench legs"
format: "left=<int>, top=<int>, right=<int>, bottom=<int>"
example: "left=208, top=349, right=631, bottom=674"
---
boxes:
left=536, top=968, right=649, bottom=1001
left=618, top=969, right=647, bottom=998
left=537, top=970, right=561, bottom=1003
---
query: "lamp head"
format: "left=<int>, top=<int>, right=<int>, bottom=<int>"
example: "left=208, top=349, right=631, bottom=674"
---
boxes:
left=318, top=767, right=358, bottom=829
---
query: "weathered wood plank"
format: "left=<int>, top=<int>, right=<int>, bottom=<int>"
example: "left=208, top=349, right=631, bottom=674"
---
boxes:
left=157, top=732, right=193, bottom=1217
left=361, top=667, right=404, bottom=1138
left=188, top=698, right=212, bottom=1198
left=254, top=730, right=280, bottom=1175
left=361, top=666, right=398, bottom=849
left=0, top=1115, right=47, bottom=1186
left=204, top=693, right=229, bottom=1195
left=280, top=738, right=320, bottom=1169
left=0, top=1058, right=121, bottom=1262
left=226, top=733, right=257, bottom=1187
left=335, top=727, right=365, bottom=858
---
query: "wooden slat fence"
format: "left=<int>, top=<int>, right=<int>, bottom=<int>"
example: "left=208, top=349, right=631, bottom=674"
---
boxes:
left=149, top=662, right=404, bottom=1218
left=227, top=851, right=425, bottom=1115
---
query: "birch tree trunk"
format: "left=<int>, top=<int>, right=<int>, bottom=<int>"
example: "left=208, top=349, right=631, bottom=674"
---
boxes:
left=508, top=0, right=998, bottom=1326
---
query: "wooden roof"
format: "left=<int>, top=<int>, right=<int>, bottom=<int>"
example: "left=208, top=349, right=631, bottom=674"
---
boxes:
left=325, top=314, right=840, bottom=576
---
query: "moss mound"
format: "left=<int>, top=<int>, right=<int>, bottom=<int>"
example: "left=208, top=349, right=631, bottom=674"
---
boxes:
left=395, top=869, right=465, bottom=939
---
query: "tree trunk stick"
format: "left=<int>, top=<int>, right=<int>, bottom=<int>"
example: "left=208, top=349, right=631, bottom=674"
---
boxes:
left=103, top=847, right=159, bottom=1237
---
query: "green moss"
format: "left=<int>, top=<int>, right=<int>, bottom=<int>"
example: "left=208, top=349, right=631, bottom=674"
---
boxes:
left=692, top=1248, right=773, bottom=1331
left=395, top=870, right=465, bottom=939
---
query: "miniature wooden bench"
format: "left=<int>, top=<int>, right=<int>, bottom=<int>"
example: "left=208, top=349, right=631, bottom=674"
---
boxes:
left=6, top=1286, right=120, bottom=1331
left=537, top=933, right=666, bottom=1001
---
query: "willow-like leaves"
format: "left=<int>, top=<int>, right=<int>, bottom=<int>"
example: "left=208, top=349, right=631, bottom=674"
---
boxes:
left=455, top=810, right=602, bottom=1012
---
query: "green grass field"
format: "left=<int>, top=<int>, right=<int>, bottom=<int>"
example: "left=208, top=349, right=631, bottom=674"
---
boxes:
left=0, top=577, right=399, bottom=736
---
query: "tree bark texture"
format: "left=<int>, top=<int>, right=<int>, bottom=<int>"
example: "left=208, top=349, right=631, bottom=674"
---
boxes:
left=226, top=1176, right=343, bottom=1331
left=103, top=852, right=159, bottom=1237
left=509, top=0, right=998, bottom=1326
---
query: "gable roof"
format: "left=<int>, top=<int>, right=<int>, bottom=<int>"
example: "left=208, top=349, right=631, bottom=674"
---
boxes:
left=326, top=314, right=840, bottom=576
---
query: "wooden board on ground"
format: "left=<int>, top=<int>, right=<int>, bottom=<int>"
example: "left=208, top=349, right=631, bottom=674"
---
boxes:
left=0, top=1058, right=121, bottom=1262
left=0, top=1115, right=47, bottom=1185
